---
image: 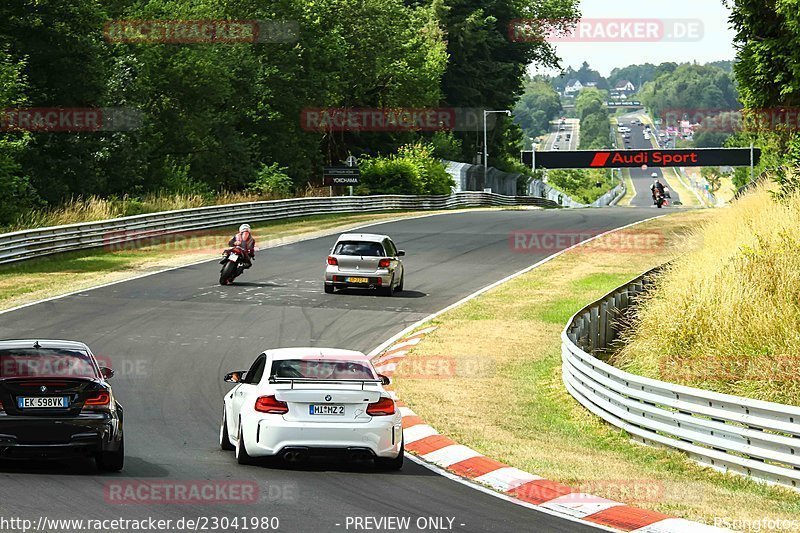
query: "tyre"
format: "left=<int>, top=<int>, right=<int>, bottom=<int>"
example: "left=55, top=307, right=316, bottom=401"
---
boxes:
left=324, top=283, right=334, bottom=294
left=396, top=273, right=404, bottom=292
left=220, top=409, right=234, bottom=451
left=220, top=261, right=236, bottom=285
left=235, top=421, right=256, bottom=465
left=375, top=440, right=404, bottom=471
left=96, top=437, right=124, bottom=472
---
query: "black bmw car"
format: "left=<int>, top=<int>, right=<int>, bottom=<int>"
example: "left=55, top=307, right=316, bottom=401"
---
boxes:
left=0, top=340, right=124, bottom=471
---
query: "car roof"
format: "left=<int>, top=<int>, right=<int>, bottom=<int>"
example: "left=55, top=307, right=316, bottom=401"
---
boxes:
left=335, top=233, right=389, bottom=243
left=264, top=347, right=369, bottom=361
left=0, top=339, right=91, bottom=351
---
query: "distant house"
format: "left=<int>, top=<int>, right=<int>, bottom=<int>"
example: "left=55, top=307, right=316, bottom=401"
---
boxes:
left=615, top=80, right=636, bottom=94
left=564, top=79, right=583, bottom=96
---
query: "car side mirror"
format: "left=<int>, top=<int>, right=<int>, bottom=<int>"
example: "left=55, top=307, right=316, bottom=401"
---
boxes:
left=224, top=370, right=246, bottom=383
left=397, top=250, right=405, bottom=257
left=99, top=367, right=114, bottom=380
left=378, top=374, right=391, bottom=386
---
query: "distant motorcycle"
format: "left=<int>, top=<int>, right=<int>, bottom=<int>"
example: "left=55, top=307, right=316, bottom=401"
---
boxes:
left=653, top=192, right=666, bottom=208
left=219, top=245, right=248, bottom=285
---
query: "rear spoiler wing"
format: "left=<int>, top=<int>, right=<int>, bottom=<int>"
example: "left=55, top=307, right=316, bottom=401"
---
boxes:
left=268, top=377, right=382, bottom=390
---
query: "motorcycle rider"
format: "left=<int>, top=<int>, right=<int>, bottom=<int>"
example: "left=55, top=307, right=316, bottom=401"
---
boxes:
left=650, top=175, right=665, bottom=201
left=221, top=223, right=256, bottom=269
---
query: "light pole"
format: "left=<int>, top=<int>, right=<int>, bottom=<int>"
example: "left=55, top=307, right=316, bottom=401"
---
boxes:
left=484, top=109, right=512, bottom=184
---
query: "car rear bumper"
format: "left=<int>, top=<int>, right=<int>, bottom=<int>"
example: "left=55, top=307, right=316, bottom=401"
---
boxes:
left=324, top=271, right=392, bottom=289
left=244, top=416, right=402, bottom=458
left=0, top=414, right=122, bottom=458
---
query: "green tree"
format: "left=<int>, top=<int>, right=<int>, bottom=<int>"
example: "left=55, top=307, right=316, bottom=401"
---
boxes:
left=575, top=88, right=610, bottom=149
left=0, top=49, right=38, bottom=225
left=513, top=77, right=562, bottom=140
left=436, top=0, right=579, bottom=165
left=639, top=64, right=739, bottom=120
left=725, top=0, right=800, bottom=186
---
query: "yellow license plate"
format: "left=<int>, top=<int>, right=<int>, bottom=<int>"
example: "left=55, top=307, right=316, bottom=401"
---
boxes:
left=347, top=277, right=369, bottom=283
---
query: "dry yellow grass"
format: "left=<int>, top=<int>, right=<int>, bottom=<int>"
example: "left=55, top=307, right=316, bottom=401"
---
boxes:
left=9, top=190, right=291, bottom=231
left=614, top=184, right=800, bottom=405
left=392, top=208, right=800, bottom=526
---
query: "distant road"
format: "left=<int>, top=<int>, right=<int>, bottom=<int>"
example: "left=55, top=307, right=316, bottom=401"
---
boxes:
left=541, top=118, right=579, bottom=151
left=615, top=113, right=682, bottom=207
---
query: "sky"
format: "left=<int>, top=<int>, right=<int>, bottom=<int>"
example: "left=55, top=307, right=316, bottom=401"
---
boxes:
left=535, top=0, right=737, bottom=77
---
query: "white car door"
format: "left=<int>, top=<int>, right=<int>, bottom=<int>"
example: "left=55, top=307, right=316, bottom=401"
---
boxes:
left=231, top=354, right=267, bottom=434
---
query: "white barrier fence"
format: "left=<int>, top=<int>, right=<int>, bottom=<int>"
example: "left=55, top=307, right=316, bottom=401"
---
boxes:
left=562, top=269, right=800, bottom=489
left=445, top=161, right=624, bottom=207
left=0, top=192, right=557, bottom=265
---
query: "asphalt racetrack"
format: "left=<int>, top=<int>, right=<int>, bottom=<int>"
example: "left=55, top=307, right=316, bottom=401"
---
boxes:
left=0, top=208, right=657, bottom=532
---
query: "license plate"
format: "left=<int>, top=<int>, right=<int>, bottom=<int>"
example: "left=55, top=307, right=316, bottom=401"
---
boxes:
left=309, top=404, right=345, bottom=416
left=17, top=396, right=69, bottom=409
left=228, top=253, right=239, bottom=262
left=346, top=277, right=369, bottom=284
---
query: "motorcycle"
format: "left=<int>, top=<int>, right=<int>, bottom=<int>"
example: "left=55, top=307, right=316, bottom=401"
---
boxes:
left=653, top=191, right=666, bottom=208
left=219, top=245, right=249, bottom=285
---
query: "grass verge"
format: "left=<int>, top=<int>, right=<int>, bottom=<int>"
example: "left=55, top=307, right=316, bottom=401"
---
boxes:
left=619, top=169, right=636, bottom=205
left=0, top=210, right=450, bottom=312
left=392, top=208, right=800, bottom=526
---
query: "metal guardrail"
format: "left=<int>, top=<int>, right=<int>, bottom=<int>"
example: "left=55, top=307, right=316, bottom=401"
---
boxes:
left=0, top=192, right=557, bottom=265
left=562, top=268, right=800, bottom=489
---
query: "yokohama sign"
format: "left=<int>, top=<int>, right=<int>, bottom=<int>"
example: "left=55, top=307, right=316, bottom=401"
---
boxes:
left=522, top=148, right=760, bottom=169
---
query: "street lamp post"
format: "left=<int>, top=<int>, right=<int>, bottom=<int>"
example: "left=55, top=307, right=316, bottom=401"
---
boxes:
left=483, top=109, right=512, bottom=185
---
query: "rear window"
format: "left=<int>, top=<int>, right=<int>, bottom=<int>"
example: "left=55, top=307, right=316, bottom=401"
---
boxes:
left=333, top=241, right=384, bottom=257
left=0, top=348, right=99, bottom=379
left=271, top=359, right=376, bottom=380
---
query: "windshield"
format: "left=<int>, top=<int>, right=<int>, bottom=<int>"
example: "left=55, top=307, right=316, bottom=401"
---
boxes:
left=271, top=359, right=376, bottom=380
left=333, top=241, right=385, bottom=257
left=0, top=348, right=99, bottom=379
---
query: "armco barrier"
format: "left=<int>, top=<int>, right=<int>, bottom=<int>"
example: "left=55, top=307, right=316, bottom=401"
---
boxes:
left=0, top=192, right=556, bottom=265
left=445, top=160, right=622, bottom=206
left=562, top=268, right=800, bottom=489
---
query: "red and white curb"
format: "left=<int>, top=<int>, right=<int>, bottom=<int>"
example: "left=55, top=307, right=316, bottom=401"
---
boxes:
left=373, top=328, right=727, bottom=533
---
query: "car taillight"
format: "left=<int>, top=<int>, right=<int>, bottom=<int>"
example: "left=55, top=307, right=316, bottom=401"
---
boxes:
left=366, top=397, right=395, bottom=416
left=327, top=256, right=338, bottom=265
left=83, top=391, right=111, bottom=410
left=0, top=399, right=3, bottom=412
left=378, top=258, right=391, bottom=268
left=255, top=395, right=288, bottom=414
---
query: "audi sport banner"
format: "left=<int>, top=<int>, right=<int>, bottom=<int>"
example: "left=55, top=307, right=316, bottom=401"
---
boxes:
left=521, top=148, right=760, bottom=169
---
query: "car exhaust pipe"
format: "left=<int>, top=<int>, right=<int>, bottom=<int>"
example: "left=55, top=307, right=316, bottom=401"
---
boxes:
left=347, top=448, right=373, bottom=462
left=281, top=448, right=308, bottom=463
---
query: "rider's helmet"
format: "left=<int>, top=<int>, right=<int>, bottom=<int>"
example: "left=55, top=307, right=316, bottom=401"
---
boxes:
left=239, top=223, right=251, bottom=233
